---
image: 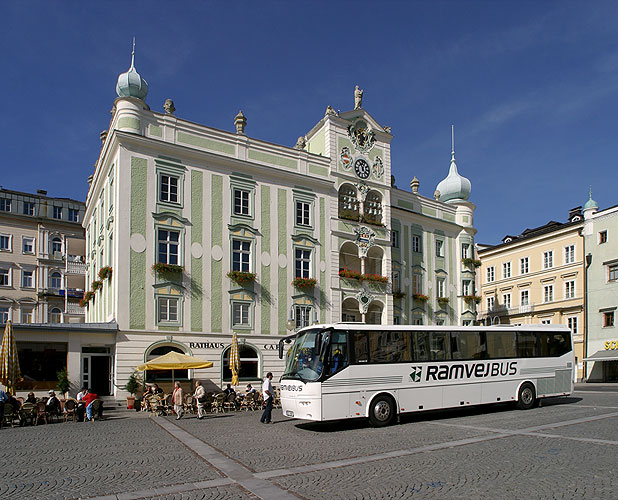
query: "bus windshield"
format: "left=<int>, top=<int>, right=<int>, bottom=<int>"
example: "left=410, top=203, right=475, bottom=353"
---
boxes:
left=282, top=328, right=329, bottom=382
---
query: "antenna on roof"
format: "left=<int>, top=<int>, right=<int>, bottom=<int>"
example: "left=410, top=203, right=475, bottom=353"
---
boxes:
left=451, top=124, right=455, bottom=154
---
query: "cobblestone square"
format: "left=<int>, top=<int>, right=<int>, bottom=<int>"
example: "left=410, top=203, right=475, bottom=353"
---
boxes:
left=0, top=389, right=617, bottom=499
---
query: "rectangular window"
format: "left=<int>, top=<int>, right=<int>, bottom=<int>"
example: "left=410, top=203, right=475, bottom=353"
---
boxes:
left=503, top=262, right=511, bottom=279
left=564, top=244, right=575, bottom=264
left=520, top=290, right=529, bottom=306
left=232, top=239, right=251, bottom=272
left=296, top=201, right=310, bottom=227
left=295, top=248, right=311, bottom=278
left=599, top=231, right=608, bottom=244
left=609, top=264, right=618, bottom=282
left=0, top=268, right=9, bottom=286
left=369, top=330, right=411, bottom=363
left=412, top=235, right=421, bottom=253
left=486, top=331, right=517, bottom=358
left=353, top=332, right=369, bottom=363
left=451, top=331, right=486, bottom=360
left=412, top=318, right=423, bottom=325
left=538, top=332, right=570, bottom=357
left=159, top=174, right=179, bottom=203
left=68, top=208, right=79, bottom=222
left=520, top=257, right=529, bottom=275
left=0, top=199, right=11, bottom=212
left=0, top=306, right=8, bottom=324
left=22, top=270, right=33, bottom=288
left=429, top=332, right=450, bottom=360
left=603, top=311, right=615, bottom=328
left=23, top=202, right=35, bottom=216
left=392, top=271, right=400, bottom=292
left=391, top=229, right=399, bottom=248
left=0, top=235, right=10, bottom=251
left=486, top=296, right=495, bottom=310
left=543, top=251, right=553, bottom=269
left=503, top=293, right=511, bottom=309
left=435, top=240, right=444, bottom=257
left=157, top=229, right=180, bottom=265
left=486, top=266, right=495, bottom=283
left=436, top=278, right=445, bottom=298
left=232, top=302, right=250, bottom=327
left=22, top=237, right=34, bottom=254
left=517, top=331, right=537, bottom=357
left=541, top=319, right=551, bottom=325
left=295, top=305, right=311, bottom=329
left=412, top=273, right=423, bottom=294
left=158, top=297, right=178, bottom=323
left=568, top=316, right=578, bottom=334
left=21, top=309, right=33, bottom=324
left=233, top=189, right=250, bottom=216
left=462, top=279, right=471, bottom=296
left=543, top=284, right=554, bottom=302
left=565, top=281, right=575, bottom=299
left=461, top=243, right=470, bottom=259
left=53, top=206, right=62, bottom=219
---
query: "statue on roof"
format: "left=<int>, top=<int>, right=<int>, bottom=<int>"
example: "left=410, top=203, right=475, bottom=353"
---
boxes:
left=164, top=99, right=176, bottom=114
left=294, top=136, right=306, bottom=150
left=325, top=105, right=337, bottom=116
left=354, top=85, right=363, bottom=109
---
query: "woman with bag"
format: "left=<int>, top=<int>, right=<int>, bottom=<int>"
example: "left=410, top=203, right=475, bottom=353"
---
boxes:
left=194, top=380, right=206, bottom=420
left=172, top=381, right=184, bottom=420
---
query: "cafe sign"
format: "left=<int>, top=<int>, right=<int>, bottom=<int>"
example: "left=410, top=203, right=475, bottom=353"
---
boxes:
left=604, top=340, right=618, bottom=351
left=189, top=341, right=278, bottom=351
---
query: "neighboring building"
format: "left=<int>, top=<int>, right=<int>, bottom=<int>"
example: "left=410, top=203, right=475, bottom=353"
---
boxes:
left=477, top=207, right=584, bottom=379
left=32, top=50, right=476, bottom=397
left=582, top=195, right=618, bottom=382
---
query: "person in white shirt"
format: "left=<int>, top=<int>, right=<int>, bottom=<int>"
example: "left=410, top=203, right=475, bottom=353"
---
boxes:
left=260, top=372, right=274, bottom=424
left=76, top=386, right=87, bottom=401
left=194, top=380, right=206, bottom=420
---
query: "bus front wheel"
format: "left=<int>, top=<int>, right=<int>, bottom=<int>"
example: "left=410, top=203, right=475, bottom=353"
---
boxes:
left=368, top=394, right=395, bottom=427
left=516, top=382, right=536, bottom=410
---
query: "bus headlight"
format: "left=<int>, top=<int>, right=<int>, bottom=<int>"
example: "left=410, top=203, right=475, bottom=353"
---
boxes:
left=299, top=401, right=311, bottom=406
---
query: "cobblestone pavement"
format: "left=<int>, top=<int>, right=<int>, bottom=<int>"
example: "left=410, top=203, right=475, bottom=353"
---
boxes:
left=0, top=389, right=617, bottom=499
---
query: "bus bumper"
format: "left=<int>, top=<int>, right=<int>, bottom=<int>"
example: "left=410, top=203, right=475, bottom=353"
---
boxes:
left=281, top=397, right=321, bottom=421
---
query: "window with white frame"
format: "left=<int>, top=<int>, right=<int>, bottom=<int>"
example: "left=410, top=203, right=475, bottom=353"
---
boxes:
left=391, top=229, right=399, bottom=248
left=157, top=229, right=180, bottom=265
left=603, top=311, right=615, bottom=327
left=462, top=320, right=472, bottom=326
left=0, top=306, right=8, bottom=323
left=503, top=293, right=511, bottom=309
left=543, top=250, right=553, bottom=269
left=22, top=237, right=34, bottom=254
left=412, top=318, right=423, bottom=325
left=233, top=188, right=250, bottom=216
left=392, top=271, right=400, bottom=292
left=486, top=266, right=495, bottom=283
left=435, top=239, right=444, bottom=257
left=232, top=239, right=251, bottom=272
left=0, top=199, right=11, bottom=212
left=567, top=316, right=578, bottom=334
left=49, top=307, right=62, bottom=323
left=564, top=244, right=575, bottom=264
left=295, top=305, right=312, bottom=329
left=520, top=289, right=529, bottom=306
left=50, top=271, right=62, bottom=289
left=232, top=301, right=250, bottom=327
left=295, top=201, right=311, bottom=227
left=543, top=284, right=554, bottom=302
left=0, top=234, right=11, bottom=251
left=22, top=270, right=33, bottom=288
left=413, top=273, right=423, bottom=294
left=295, top=248, right=311, bottom=278
left=53, top=206, right=62, bottom=219
left=158, top=297, right=179, bottom=323
left=564, top=280, right=575, bottom=299
left=503, top=262, right=511, bottom=279
left=23, top=201, right=34, bottom=216
left=437, top=278, right=445, bottom=298
left=412, top=235, right=421, bottom=253
left=599, top=231, right=608, bottom=244
left=486, top=296, right=495, bottom=311
left=51, top=237, right=62, bottom=255
left=608, top=263, right=618, bottom=282
left=68, top=208, right=79, bottom=222
left=21, top=308, right=34, bottom=324
left=159, top=174, right=179, bottom=203
left=0, top=268, right=9, bottom=286
left=541, top=319, right=551, bottom=325
left=520, top=256, right=529, bottom=274
left=462, top=279, right=471, bottom=296
left=461, top=243, right=470, bottom=259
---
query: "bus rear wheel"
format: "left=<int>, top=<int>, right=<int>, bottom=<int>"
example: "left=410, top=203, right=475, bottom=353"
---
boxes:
left=368, top=395, right=395, bottom=427
left=516, top=382, right=536, bottom=410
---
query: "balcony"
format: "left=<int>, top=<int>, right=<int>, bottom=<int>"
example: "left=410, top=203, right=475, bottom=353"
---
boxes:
left=38, top=288, right=84, bottom=299
left=65, top=303, right=85, bottom=315
left=66, top=260, right=86, bottom=275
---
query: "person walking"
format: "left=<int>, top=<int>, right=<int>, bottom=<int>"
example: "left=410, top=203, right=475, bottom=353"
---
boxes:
left=194, top=380, right=206, bottom=420
left=260, top=372, right=274, bottom=424
left=172, top=381, right=183, bottom=420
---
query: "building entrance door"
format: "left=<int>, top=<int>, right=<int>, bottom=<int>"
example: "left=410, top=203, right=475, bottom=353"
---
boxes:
left=82, top=347, right=113, bottom=396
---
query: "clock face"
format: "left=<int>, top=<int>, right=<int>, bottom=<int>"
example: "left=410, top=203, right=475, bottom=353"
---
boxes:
left=354, top=158, right=370, bottom=179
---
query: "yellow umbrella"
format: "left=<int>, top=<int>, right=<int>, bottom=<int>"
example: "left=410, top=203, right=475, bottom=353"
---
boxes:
left=0, top=321, right=22, bottom=396
left=230, top=332, right=241, bottom=386
left=136, top=351, right=213, bottom=385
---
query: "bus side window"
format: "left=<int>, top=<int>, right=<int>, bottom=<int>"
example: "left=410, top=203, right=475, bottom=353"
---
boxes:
left=414, top=331, right=429, bottom=361
left=430, top=332, right=450, bottom=361
left=486, top=331, right=516, bottom=358
left=451, top=331, right=486, bottom=360
left=517, top=332, right=536, bottom=357
left=352, top=332, right=369, bottom=363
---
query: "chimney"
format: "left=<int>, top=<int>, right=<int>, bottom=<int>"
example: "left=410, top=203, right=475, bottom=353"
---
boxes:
left=37, top=189, right=47, bottom=196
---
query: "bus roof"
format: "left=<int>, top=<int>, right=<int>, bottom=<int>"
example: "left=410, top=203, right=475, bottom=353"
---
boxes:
left=300, top=323, right=571, bottom=333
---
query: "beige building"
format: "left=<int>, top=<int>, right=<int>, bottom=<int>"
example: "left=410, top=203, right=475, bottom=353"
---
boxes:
left=477, top=207, right=584, bottom=379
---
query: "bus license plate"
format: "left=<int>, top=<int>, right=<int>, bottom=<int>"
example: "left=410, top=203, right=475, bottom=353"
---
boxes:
left=285, top=410, right=294, bottom=417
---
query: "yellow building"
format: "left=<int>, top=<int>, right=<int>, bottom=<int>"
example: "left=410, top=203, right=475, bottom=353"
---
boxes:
left=477, top=207, right=584, bottom=379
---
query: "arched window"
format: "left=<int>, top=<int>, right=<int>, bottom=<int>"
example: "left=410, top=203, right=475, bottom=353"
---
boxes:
left=51, top=237, right=62, bottom=255
left=49, top=307, right=62, bottom=323
left=338, top=185, right=359, bottom=221
left=145, top=345, right=189, bottom=382
left=339, top=242, right=361, bottom=274
left=342, top=298, right=361, bottom=322
left=222, top=344, right=259, bottom=382
left=363, top=191, right=382, bottom=225
left=50, top=271, right=62, bottom=289
left=365, top=247, right=383, bottom=276
left=366, top=301, right=383, bottom=325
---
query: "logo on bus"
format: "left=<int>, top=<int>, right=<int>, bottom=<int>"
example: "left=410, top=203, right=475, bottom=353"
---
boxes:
left=425, top=361, right=518, bottom=381
left=409, top=367, right=422, bottom=382
left=280, top=384, right=303, bottom=392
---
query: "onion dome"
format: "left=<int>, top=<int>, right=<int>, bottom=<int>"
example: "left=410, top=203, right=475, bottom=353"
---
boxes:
left=116, top=41, right=148, bottom=100
left=583, top=188, right=598, bottom=211
left=435, top=150, right=471, bottom=203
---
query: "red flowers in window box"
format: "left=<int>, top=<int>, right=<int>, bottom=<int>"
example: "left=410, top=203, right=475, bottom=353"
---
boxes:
left=413, top=293, right=429, bottom=302
left=91, top=280, right=103, bottom=291
left=338, top=269, right=388, bottom=283
left=98, top=266, right=113, bottom=280
left=227, top=270, right=256, bottom=285
left=291, top=277, right=317, bottom=290
left=152, top=263, right=184, bottom=274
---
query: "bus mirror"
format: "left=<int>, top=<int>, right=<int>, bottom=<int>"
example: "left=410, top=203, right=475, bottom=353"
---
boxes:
left=314, top=333, right=322, bottom=357
left=278, top=340, right=284, bottom=359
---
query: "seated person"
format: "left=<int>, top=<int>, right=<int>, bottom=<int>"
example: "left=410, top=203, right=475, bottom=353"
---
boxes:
left=223, top=384, right=236, bottom=397
left=152, top=383, right=163, bottom=394
left=46, top=390, right=61, bottom=415
left=76, top=386, right=88, bottom=401
left=246, top=384, right=256, bottom=394
left=7, top=394, right=21, bottom=411
left=25, top=392, right=37, bottom=404
left=82, top=389, right=103, bottom=421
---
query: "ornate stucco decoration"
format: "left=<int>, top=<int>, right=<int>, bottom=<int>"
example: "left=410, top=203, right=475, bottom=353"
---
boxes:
left=354, top=225, right=376, bottom=257
left=340, top=147, right=352, bottom=170
left=348, top=119, right=375, bottom=153
left=355, top=181, right=370, bottom=201
left=372, top=156, right=384, bottom=179
left=356, top=288, right=374, bottom=314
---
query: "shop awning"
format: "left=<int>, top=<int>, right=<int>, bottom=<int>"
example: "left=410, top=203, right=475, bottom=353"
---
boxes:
left=583, top=350, right=618, bottom=362
left=136, top=351, right=213, bottom=371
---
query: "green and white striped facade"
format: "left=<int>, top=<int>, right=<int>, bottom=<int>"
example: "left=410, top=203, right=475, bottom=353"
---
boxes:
left=84, top=94, right=477, bottom=397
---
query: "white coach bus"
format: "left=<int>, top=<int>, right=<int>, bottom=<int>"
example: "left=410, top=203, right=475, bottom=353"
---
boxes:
left=278, top=324, right=574, bottom=427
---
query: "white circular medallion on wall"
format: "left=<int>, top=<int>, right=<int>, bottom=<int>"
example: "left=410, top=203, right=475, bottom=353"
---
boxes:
left=261, top=252, right=271, bottom=267
left=320, top=260, right=326, bottom=273
left=130, top=233, right=146, bottom=253
left=403, top=277, right=410, bottom=286
left=278, top=253, right=287, bottom=269
left=191, top=242, right=203, bottom=259
left=211, top=245, right=223, bottom=261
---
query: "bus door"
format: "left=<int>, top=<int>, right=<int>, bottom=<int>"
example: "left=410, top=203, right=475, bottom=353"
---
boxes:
left=322, top=330, right=352, bottom=420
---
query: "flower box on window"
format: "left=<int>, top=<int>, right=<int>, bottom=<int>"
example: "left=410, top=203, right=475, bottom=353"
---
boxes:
left=83, top=290, right=94, bottom=303
left=79, top=298, right=89, bottom=308
left=413, top=293, right=429, bottom=302
left=437, top=297, right=450, bottom=306
left=227, top=270, right=256, bottom=285
left=91, top=280, right=103, bottom=291
left=339, top=268, right=363, bottom=280
left=362, top=273, right=389, bottom=283
left=152, top=263, right=184, bottom=274
left=98, top=266, right=113, bottom=280
left=392, top=290, right=406, bottom=299
left=462, top=258, right=482, bottom=268
left=462, top=295, right=482, bottom=304
left=291, top=277, right=317, bottom=290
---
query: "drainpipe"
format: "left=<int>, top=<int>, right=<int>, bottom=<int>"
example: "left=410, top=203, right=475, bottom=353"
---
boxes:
left=584, top=251, right=592, bottom=381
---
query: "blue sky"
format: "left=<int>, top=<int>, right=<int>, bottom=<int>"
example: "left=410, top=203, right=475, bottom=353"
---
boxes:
left=2, top=1, right=617, bottom=244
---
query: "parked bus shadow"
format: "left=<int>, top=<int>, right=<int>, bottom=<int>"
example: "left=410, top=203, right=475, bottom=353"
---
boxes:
left=295, top=396, right=583, bottom=433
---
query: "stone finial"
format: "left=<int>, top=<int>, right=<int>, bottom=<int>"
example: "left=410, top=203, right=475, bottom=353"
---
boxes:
left=410, top=177, right=419, bottom=194
left=88, top=174, right=94, bottom=186
left=164, top=99, right=176, bottom=114
left=384, top=126, right=391, bottom=134
left=434, top=189, right=441, bottom=201
left=354, top=85, right=363, bottom=109
left=234, top=110, right=247, bottom=135
left=325, top=105, right=337, bottom=116
left=294, top=136, right=306, bottom=150
left=100, top=130, right=108, bottom=144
